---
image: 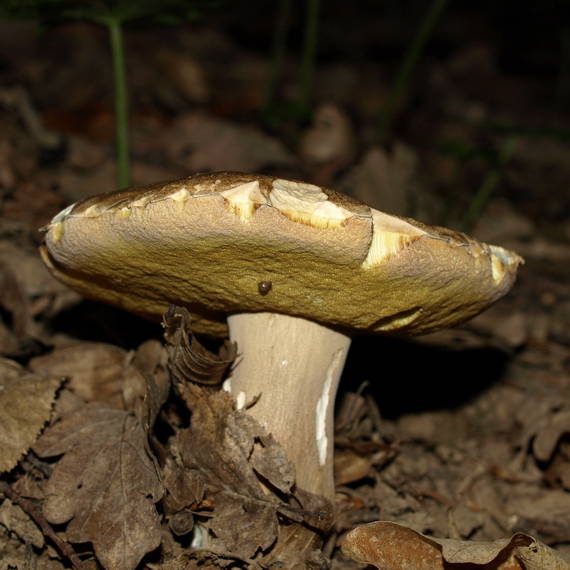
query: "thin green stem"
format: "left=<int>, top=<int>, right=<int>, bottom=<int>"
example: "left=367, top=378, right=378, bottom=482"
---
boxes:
left=460, top=137, right=517, bottom=233
left=107, top=17, right=130, bottom=189
left=379, top=0, right=449, bottom=140
left=300, top=0, right=320, bottom=116
left=264, top=0, right=291, bottom=114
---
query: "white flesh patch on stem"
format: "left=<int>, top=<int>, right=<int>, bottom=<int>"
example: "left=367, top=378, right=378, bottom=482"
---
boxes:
left=315, top=349, right=344, bottom=466
left=235, top=391, right=247, bottom=410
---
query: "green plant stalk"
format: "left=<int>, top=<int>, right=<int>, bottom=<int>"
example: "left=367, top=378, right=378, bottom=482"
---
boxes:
left=379, top=0, right=448, bottom=140
left=460, top=137, right=517, bottom=233
left=107, top=17, right=130, bottom=189
left=263, top=0, right=291, bottom=115
left=300, top=0, right=320, bottom=116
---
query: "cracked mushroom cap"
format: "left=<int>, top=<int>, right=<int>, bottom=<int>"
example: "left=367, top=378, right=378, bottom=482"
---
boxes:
left=40, top=172, right=522, bottom=336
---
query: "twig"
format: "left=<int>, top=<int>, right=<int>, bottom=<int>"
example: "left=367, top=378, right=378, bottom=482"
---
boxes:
left=0, top=480, right=84, bottom=569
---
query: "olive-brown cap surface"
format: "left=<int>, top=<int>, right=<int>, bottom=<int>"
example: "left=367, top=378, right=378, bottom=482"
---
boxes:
left=40, top=172, right=522, bottom=336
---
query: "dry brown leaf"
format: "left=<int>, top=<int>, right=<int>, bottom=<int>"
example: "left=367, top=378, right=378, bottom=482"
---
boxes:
left=163, top=306, right=331, bottom=564
left=164, top=112, right=295, bottom=172
left=507, top=487, right=570, bottom=543
left=129, top=339, right=170, bottom=430
left=0, top=498, right=44, bottom=549
left=163, top=550, right=253, bottom=568
left=340, top=143, right=417, bottom=216
left=532, top=409, right=570, bottom=462
left=299, top=103, right=356, bottom=186
left=0, top=241, right=79, bottom=323
left=178, top=384, right=294, bottom=500
left=177, top=383, right=286, bottom=558
left=29, top=342, right=141, bottom=409
left=33, top=402, right=163, bottom=570
left=0, top=260, right=29, bottom=340
left=342, top=521, right=570, bottom=569
left=209, top=491, right=279, bottom=555
left=334, top=449, right=372, bottom=486
left=0, top=522, right=66, bottom=570
left=162, top=456, right=205, bottom=515
left=176, top=382, right=331, bottom=562
left=249, top=435, right=295, bottom=495
left=0, top=358, right=62, bottom=473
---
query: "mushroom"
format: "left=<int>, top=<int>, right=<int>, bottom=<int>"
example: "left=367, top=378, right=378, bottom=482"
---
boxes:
left=40, top=172, right=522, bottom=503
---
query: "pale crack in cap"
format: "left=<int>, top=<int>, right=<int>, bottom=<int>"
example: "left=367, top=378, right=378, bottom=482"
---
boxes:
left=40, top=172, right=523, bottom=336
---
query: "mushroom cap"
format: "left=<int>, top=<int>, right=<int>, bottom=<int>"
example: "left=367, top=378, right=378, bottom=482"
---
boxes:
left=40, top=172, right=522, bottom=336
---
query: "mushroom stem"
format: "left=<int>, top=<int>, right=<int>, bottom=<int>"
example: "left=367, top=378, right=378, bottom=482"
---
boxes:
left=225, top=312, right=351, bottom=500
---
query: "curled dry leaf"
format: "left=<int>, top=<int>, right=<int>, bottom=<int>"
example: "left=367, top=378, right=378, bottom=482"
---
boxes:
left=33, top=402, right=163, bottom=570
left=163, top=306, right=236, bottom=385
left=0, top=358, right=62, bottom=473
left=341, top=521, right=570, bottom=570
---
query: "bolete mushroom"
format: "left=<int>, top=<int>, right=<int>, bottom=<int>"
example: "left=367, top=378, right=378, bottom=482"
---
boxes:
left=40, top=172, right=522, bottom=503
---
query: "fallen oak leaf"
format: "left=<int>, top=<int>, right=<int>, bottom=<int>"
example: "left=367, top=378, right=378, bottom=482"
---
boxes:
left=33, top=402, right=163, bottom=570
left=341, top=521, right=570, bottom=569
left=0, top=358, right=63, bottom=473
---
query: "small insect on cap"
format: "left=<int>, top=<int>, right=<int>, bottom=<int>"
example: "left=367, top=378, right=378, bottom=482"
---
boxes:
left=40, top=172, right=523, bottom=336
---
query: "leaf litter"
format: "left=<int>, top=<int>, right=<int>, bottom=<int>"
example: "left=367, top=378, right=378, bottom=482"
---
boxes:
left=2, top=15, right=570, bottom=568
left=163, top=307, right=333, bottom=566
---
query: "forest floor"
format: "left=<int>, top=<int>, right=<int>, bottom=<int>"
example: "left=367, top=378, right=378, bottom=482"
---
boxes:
left=0, top=10, right=569, bottom=569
